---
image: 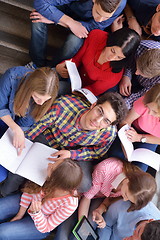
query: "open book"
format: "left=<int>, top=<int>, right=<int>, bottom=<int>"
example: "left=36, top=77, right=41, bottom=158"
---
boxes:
left=65, top=60, right=97, bottom=104
left=118, top=124, right=160, bottom=171
left=0, top=129, right=58, bottom=186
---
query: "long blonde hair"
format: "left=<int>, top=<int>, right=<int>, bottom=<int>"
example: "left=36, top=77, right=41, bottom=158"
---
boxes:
left=14, top=67, right=59, bottom=121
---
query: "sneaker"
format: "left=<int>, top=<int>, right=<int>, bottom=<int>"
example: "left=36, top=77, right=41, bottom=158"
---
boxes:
left=25, top=61, right=37, bottom=70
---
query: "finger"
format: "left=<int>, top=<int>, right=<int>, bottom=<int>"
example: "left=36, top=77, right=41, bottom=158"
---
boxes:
left=51, top=151, right=60, bottom=157
left=48, top=157, right=62, bottom=162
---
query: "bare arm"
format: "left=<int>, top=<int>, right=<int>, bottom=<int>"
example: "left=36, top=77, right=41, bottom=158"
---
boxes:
left=78, top=196, right=91, bottom=220
left=10, top=206, right=27, bottom=222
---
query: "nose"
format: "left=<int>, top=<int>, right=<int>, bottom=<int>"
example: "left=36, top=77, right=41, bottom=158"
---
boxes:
left=135, top=69, right=140, bottom=75
left=96, top=115, right=103, bottom=123
left=95, top=16, right=104, bottom=22
left=37, top=99, right=45, bottom=105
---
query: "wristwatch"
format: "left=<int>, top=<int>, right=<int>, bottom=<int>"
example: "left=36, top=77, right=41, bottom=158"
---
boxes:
left=140, top=137, right=147, bottom=143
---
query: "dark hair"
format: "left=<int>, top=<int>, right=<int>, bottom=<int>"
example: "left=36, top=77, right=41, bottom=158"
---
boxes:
left=95, top=0, right=121, bottom=13
left=97, top=92, right=128, bottom=124
left=141, top=220, right=160, bottom=240
left=107, top=28, right=140, bottom=73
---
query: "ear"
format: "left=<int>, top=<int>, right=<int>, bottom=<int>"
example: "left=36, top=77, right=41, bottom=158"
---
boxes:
left=90, top=102, right=96, bottom=110
left=156, top=4, right=160, bottom=12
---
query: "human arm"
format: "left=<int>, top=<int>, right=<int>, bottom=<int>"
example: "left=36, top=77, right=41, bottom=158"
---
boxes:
left=56, top=62, right=69, bottom=78
left=1, top=115, right=25, bottom=155
left=28, top=197, right=78, bottom=233
left=124, top=4, right=142, bottom=36
left=10, top=206, right=27, bottom=222
left=119, top=75, right=132, bottom=97
left=78, top=196, right=91, bottom=220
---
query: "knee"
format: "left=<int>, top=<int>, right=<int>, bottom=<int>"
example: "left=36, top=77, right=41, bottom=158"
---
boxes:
left=31, top=22, right=47, bottom=33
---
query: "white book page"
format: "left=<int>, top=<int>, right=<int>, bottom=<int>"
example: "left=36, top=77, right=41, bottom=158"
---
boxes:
left=75, top=88, right=97, bottom=104
left=118, top=124, right=134, bottom=161
left=65, top=60, right=82, bottom=91
left=131, top=148, right=160, bottom=171
left=0, top=129, right=33, bottom=173
left=16, top=142, right=58, bottom=186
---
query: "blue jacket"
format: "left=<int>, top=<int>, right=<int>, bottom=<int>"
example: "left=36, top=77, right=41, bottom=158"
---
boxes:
left=34, top=0, right=127, bottom=31
left=0, top=66, right=35, bottom=129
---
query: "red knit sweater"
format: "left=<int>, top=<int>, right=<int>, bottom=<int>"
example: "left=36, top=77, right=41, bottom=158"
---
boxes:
left=72, top=29, right=123, bottom=96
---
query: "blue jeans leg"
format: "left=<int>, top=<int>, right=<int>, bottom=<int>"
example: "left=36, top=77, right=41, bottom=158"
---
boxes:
left=30, top=22, right=48, bottom=67
left=0, top=119, right=8, bottom=138
left=0, top=194, right=49, bottom=240
left=51, top=33, right=84, bottom=67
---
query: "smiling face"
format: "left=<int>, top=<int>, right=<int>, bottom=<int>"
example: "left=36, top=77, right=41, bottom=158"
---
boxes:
left=102, top=46, right=126, bottom=62
left=32, top=91, right=51, bottom=105
left=151, top=4, right=160, bottom=36
left=79, top=101, right=117, bottom=131
left=92, top=2, right=115, bottom=22
left=120, top=179, right=136, bottom=204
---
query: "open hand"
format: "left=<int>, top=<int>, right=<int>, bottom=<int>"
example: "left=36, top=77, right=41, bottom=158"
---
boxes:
left=30, top=10, right=54, bottom=24
left=48, top=150, right=71, bottom=161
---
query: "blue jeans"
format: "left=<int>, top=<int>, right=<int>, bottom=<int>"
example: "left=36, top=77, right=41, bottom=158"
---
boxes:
left=54, top=198, right=103, bottom=240
left=107, top=135, right=158, bottom=172
left=30, top=22, right=84, bottom=67
left=0, top=194, right=49, bottom=240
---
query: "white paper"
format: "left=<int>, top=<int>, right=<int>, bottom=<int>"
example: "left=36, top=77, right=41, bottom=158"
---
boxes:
left=0, top=129, right=58, bottom=186
left=75, top=88, right=97, bottom=104
left=65, top=60, right=82, bottom=91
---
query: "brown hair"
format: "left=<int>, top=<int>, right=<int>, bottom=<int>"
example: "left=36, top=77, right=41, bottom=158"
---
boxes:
left=143, top=83, right=160, bottom=114
left=141, top=220, right=160, bottom=240
left=22, top=159, right=83, bottom=203
left=97, top=92, right=128, bottom=125
left=14, top=67, right=59, bottom=121
left=123, top=162, right=157, bottom=212
left=136, top=49, right=160, bottom=78
left=95, top=0, right=121, bottom=13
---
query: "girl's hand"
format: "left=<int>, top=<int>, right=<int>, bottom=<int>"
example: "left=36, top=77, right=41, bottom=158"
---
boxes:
left=92, top=210, right=106, bottom=228
left=56, top=62, right=69, bottom=78
left=29, top=200, right=42, bottom=214
left=111, top=14, right=125, bottom=32
left=10, top=214, right=23, bottom=222
left=125, top=127, right=141, bottom=142
left=12, top=126, right=25, bottom=156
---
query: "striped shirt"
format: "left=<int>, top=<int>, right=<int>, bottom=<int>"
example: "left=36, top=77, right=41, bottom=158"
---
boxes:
left=123, top=40, right=160, bottom=109
left=20, top=191, right=78, bottom=233
left=84, top=158, right=123, bottom=199
left=25, top=95, right=116, bottom=161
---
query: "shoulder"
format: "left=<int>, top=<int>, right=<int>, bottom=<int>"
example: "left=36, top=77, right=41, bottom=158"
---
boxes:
left=96, top=157, right=123, bottom=171
left=88, top=29, right=109, bottom=43
left=133, top=96, right=146, bottom=112
left=54, top=94, right=91, bottom=109
left=140, top=40, right=160, bottom=49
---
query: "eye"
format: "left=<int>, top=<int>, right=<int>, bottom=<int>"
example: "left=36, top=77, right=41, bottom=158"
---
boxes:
left=97, top=107, right=103, bottom=116
left=111, top=48, right=115, bottom=54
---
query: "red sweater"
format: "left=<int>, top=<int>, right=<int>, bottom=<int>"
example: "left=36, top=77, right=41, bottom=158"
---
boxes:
left=72, top=29, right=123, bottom=96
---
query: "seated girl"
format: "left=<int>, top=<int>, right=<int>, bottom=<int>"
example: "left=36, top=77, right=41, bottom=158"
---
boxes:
left=56, top=28, right=140, bottom=96
left=0, top=158, right=82, bottom=240
left=53, top=157, right=156, bottom=240
left=108, top=83, right=160, bottom=172
left=0, top=66, right=59, bottom=181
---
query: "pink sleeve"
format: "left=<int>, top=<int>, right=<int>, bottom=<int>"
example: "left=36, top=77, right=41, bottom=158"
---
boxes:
left=28, top=197, right=78, bottom=233
left=20, top=193, right=33, bottom=209
left=133, top=96, right=146, bottom=115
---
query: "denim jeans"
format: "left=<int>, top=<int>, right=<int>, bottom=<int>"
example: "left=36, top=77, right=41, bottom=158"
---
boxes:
left=0, top=193, right=49, bottom=240
left=30, top=22, right=84, bottom=67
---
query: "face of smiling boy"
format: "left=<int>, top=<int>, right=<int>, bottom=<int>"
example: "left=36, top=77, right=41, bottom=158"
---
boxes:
left=79, top=101, right=117, bottom=131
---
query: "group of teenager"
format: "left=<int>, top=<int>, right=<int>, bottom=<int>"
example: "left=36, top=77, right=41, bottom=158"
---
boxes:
left=0, top=0, right=160, bottom=239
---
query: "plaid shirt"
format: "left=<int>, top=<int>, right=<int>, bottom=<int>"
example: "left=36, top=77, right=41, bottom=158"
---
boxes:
left=123, top=40, right=160, bottom=109
left=25, top=95, right=117, bottom=161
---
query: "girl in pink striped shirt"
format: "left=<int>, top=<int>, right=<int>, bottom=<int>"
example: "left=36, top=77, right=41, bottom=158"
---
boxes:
left=0, top=158, right=82, bottom=239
